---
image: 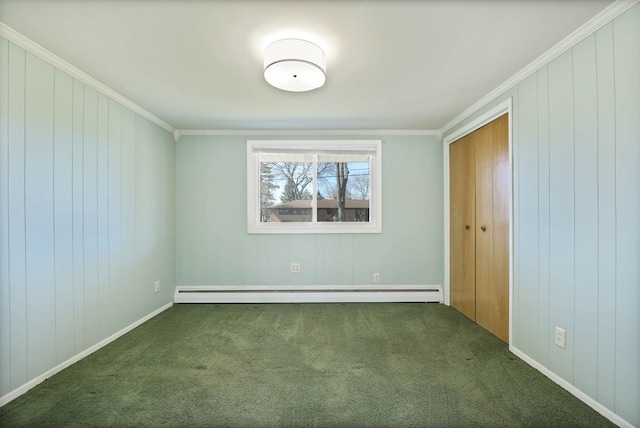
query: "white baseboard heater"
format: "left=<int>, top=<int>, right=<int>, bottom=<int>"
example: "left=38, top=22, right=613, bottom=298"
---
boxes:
left=174, top=284, right=443, bottom=304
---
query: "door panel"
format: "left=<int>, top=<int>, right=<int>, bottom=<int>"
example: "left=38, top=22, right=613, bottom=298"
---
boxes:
left=490, top=114, right=510, bottom=342
left=474, top=123, right=495, bottom=334
left=449, top=113, right=510, bottom=343
left=450, top=134, right=476, bottom=321
left=476, top=115, right=509, bottom=343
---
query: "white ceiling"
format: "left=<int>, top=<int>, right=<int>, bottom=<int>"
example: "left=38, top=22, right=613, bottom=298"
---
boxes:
left=0, top=0, right=614, bottom=131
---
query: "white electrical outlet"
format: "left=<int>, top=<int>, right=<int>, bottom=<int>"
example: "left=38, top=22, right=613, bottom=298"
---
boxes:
left=154, top=280, right=160, bottom=293
left=373, top=273, right=380, bottom=283
left=290, top=263, right=301, bottom=273
left=555, top=327, right=566, bottom=349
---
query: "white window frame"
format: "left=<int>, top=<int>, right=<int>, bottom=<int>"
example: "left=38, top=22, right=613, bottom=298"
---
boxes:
left=247, top=140, right=382, bottom=234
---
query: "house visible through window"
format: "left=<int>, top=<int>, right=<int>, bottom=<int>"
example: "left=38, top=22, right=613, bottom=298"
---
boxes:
left=247, top=140, right=382, bottom=234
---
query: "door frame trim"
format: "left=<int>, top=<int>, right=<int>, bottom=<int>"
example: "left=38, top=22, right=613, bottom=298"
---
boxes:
left=443, top=98, right=513, bottom=344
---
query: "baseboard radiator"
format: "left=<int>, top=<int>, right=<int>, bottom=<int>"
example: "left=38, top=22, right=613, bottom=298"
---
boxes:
left=174, top=285, right=443, bottom=304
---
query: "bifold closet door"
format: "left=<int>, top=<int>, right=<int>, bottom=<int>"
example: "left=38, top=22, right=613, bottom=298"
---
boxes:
left=450, top=114, right=509, bottom=343
left=475, top=114, right=509, bottom=343
left=450, top=133, right=476, bottom=321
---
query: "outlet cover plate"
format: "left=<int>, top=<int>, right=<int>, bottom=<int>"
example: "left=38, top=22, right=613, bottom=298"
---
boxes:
left=555, top=327, right=566, bottom=349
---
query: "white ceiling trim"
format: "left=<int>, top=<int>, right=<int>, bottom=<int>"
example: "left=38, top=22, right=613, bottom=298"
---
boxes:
left=175, top=129, right=441, bottom=140
left=0, top=21, right=176, bottom=135
left=0, top=19, right=441, bottom=140
left=439, top=0, right=639, bottom=135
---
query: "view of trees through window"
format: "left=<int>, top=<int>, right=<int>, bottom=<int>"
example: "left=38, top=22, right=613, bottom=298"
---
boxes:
left=260, top=159, right=371, bottom=223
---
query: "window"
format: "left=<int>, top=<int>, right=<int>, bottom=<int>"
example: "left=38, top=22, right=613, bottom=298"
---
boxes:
left=247, top=140, right=382, bottom=234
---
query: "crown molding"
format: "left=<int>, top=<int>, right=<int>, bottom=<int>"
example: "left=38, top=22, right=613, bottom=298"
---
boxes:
left=0, top=21, right=176, bottom=135
left=439, top=0, right=639, bottom=135
left=0, top=21, right=440, bottom=141
left=175, top=129, right=441, bottom=140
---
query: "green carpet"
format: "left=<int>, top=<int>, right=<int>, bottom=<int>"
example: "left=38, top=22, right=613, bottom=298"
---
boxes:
left=0, top=303, right=615, bottom=427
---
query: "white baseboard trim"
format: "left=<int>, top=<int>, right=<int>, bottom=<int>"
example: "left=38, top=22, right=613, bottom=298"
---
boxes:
left=174, top=284, right=443, bottom=304
left=0, top=302, right=173, bottom=408
left=509, top=346, right=633, bottom=428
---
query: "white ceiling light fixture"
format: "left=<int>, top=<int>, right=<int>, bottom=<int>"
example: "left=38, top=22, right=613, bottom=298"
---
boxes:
left=264, top=38, right=326, bottom=92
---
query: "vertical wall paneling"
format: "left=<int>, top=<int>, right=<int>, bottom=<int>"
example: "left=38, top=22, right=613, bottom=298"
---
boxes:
left=267, top=235, right=283, bottom=285
left=510, top=93, right=519, bottom=347
left=287, top=235, right=299, bottom=284
left=0, top=37, right=10, bottom=395
left=536, top=66, right=551, bottom=368
left=594, top=22, right=616, bottom=411
left=175, top=136, right=250, bottom=286
left=406, top=141, right=428, bottom=284
left=381, top=140, right=396, bottom=285
left=161, top=122, right=176, bottom=300
left=176, top=135, right=443, bottom=288
left=149, top=119, right=175, bottom=306
left=243, top=235, right=260, bottom=285
left=175, top=137, right=195, bottom=284
left=134, top=116, right=150, bottom=309
left=372, top=230, right=383, bottom=286
left=364, top=235, right=377, bottom=285
left=0, top=37, right=176, bottom=400
left=120, top=107, right=136, bottom=323
left=107, top=99, right=123, bottom=330
left=204, top=139, right=221, bottom=282
left=195, top=138, right=211, bottom=282
left=393, top=138, right=434, bottom=284
left=421, top=138, right=443, bottom=284
left=82, top=86, right=99, bottom=347
left=96, top=94, right=109, bottom=337
left=392, top=138, right=410, bottom=284
left=613, top=5, right=640, bottom=422
left=517, top=74, right=539, bottom=357
left=53, top=68, right=75, bottom=364
left=339, top=234, right=354, bottom=284
left=314, top=234, right=325, bottom=285
left=257, top=235, right=271, bottom=285
left=7, top=41, right=28, bottom=390
left=572, top=34, right=599, bottom=398
left=71, top=79, right=85, bottom=353
left=227, top=138, right=242, bottom=280
left=136, top=117, right=174, bottom=321
left=351, top=234, right=366, bottom=285
left=227, top=139, right=246, bottom=283
left=510, top=85, right=520, bottom=349
left=279, top=235, right=290, bottom=284
left=24, top=53, right=56, bottom=379
left=547, top=50, right=575, bottom=381
left=299, top=235, right=316, bottom=285
left=357, top=236, right=369, bottom=285
left=322, top=235, right=340, bottom=284
left=191, top=138, right=209, bottom=283
left=442, top=5, right=640, bottom=425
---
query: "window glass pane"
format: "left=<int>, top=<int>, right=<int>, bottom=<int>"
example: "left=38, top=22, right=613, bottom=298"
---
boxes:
left=317, top=157, right=370, bottom=223
left=260, top=161, right=313, bottom=223
left=248, top=140, right=381, bottom=234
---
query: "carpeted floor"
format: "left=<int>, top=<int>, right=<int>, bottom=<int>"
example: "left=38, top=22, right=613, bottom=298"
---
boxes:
left=0, top=303, right=615, bottom=427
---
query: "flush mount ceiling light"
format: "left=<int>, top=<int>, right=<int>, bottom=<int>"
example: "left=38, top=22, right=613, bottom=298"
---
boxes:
left=264, top=38, right=326, bottom=92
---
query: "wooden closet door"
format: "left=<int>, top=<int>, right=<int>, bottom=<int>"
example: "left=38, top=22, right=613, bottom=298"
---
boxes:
left=475, top=114, right=509, bottom=343
left=449, top=134, right=476, bottom=321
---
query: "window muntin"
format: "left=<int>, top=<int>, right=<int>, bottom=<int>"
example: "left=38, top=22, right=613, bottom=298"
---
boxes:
left=248, top=140, right=381, bottom=234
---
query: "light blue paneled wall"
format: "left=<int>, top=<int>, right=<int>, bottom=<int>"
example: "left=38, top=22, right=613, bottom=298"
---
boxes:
left=0, top=37, right=176, bottom=399
left=176, top=135, right=443, bottom=287
left=444, top=5, right=640, bottom=425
